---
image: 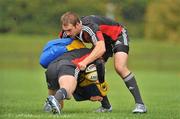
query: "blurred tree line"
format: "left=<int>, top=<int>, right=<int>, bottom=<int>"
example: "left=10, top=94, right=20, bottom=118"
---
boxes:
left=0, top=0, right=179, bottom=41
left=145, top=0, right=180, bottom=41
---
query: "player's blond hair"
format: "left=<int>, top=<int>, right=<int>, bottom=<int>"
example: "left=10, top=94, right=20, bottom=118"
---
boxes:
left=60, top=11, right=80, bottom=26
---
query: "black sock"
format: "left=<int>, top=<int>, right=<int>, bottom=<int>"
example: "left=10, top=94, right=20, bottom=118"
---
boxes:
left=124, top=72, right=144, bottom=104
left=95, top=59, right=105, bottom=83
left=101, top=96, right=111, bottom=109
left=54, top=88, right=67, bottom=102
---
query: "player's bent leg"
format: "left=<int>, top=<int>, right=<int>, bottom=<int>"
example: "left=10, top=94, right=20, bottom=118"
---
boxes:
left=114, top=52, right=147, bottom=113
left=58, top=75, right=77, bottom=99
left=114, top=52, right=130, bottom=78
left=45, top=75, right=77, bottom=114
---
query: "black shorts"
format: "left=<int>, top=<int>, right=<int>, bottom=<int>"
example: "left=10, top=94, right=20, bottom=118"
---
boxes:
left=45, top=61, right=77, bottom=90
left=103, top=28, right=130, bottom=62
left=45, top=48, right=91, bottom=90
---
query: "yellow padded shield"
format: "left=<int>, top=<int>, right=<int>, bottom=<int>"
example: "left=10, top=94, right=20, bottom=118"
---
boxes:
left=66, top=39, right=86, bottom=51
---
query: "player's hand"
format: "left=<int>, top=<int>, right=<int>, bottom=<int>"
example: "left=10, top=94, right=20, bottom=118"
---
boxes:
left=71, top=54, right=90, bottom=71
left=78, top=62, right=86, bottom=71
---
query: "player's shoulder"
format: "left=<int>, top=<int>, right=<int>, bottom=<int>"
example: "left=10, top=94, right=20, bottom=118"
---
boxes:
left=81, top=15, right=95, bottom=25
left=81, top=15, right=99, bottom=32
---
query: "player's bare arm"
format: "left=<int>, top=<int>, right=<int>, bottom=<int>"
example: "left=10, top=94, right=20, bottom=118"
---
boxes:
left=78, top=40, right=105, bottom=70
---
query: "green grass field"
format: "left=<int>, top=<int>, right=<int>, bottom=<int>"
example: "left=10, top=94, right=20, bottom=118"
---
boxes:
left=0, top=34, right=180, bottom=119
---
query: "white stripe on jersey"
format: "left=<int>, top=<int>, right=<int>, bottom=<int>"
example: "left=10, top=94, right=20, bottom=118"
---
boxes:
left=74, top=67, right=80, bottom=79
left=82, top=25, right=98, bottom=45
left=75, top=30, right=83, bottom=41
left=62, top=32, right=67, bottom=37
left=122, top=28, right=128, bottom=46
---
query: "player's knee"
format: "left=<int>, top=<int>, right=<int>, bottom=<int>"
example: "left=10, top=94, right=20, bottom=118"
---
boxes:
left=115, top=65, right=124, bottom=73
left=59, top=78, right=77, bottom=99
left=115, top=65, right=128, bottom=77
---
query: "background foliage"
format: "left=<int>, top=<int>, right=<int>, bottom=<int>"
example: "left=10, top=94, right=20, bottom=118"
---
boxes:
left=2, top=0, right=179, bottom=40
left=145, top=0, right=180, bottom=41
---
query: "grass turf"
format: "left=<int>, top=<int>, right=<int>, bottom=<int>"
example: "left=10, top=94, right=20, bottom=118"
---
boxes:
left=0, top=69, right=180, bottom=119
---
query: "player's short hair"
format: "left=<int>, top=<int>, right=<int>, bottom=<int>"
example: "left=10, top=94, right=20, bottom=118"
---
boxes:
left=60, top=11, right=80, bottom=26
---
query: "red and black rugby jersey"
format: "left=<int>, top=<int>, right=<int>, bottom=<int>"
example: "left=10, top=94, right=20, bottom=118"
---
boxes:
left=59, top=15, right=124, bottom=45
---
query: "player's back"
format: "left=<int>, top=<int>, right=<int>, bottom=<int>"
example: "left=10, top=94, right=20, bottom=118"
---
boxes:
left=81, top=15, right=123, bottom=41
left=81, top=15, right=119, bottom=26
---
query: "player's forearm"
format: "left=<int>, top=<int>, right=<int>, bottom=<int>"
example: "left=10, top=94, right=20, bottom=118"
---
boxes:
left=82, top=41, right=106, bottom=65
